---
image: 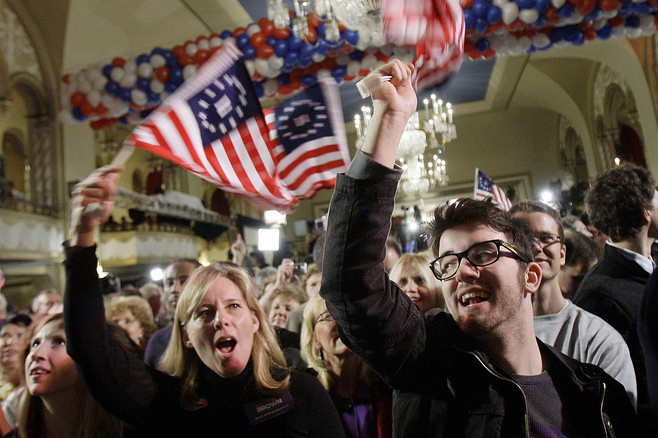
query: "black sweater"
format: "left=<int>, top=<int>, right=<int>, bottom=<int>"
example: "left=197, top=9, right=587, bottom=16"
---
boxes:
left=64, top=245, right=345, bottom=438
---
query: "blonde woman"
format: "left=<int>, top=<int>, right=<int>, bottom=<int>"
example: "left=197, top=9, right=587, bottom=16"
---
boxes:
left=388, top=253, right=444, bottom=315
left=106, top=295, right=157, bottom=353
left=15, top=314, right=122, bottom=437
left=63, top=165, right=345, bottom=438
left=301, top=294, right=391, bottom=438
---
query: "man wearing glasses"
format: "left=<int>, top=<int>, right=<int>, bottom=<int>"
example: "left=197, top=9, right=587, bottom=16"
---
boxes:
left=321, top=60, right=636, bottom=437
left=510, top=201, right=637, bottom=406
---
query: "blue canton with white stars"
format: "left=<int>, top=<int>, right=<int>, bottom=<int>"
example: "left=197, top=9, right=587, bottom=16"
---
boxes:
left=188, top=62, right=261, bottom=147
left=478, top=171, right=495, bottom=192
left=274, top=84, right=332, bottom=155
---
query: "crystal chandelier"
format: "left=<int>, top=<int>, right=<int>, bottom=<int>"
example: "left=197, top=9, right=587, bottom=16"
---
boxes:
left=267, top=0, right=384, bottom=46
left=354, top=96, right=455, bottom=197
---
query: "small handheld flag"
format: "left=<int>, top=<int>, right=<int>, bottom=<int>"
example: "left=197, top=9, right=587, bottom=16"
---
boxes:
left=474, top=168, right=512, bottom=211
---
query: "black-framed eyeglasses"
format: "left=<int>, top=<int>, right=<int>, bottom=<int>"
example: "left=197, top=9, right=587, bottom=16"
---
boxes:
left=429, top=239, right=531, bottom=281
left=533, top=233, right=561, bottom=247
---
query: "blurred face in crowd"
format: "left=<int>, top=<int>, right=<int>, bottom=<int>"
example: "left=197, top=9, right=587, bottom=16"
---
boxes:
left=314, top=310, right=352, bottom=360
left=514, top=212, right=565, bottom=283
left=111, top=309, right=144, bottom=346
left=183, top=277, right=259, bottom=378
left=0, top=323, right=28, bottom=373
left=25, top=320, right=79, bottom=397
left=164, top=262, right=197, bottom=314
left=268, top=296, right=301, bottom=328
left=384, top=246, right=400, bottom=274
left=305, top=273, right=322, bottom=298
left=32, top=292, right=62, bottom=317
left=393, top=264, right=443, bottom=314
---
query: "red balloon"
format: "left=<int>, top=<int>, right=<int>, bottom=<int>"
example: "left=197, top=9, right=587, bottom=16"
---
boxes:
left=272, top=27, right=290, bottom=40
left=608, top=16, right=624, bottom=26
left=462, top=0, right=475, bottom=7
left=178, top=54, right=195, bottom=66
left=468, top=50, right=481, bottom=60
left=209, top=47, right=221, bottom=56
left=70, top=91, right=85, bottom=107
left=278, top=84, right=293, bottom=96
left=359, top=69, right=371, bottom=77
left=306, top=27, right=317, bottom=44
left=483, top=48, right=496, bottom=59
left=308, top=13, right=322, bottom=28
left=258, top=18, right=274, bottom=36
left=251, top=32, right=267, bottom=48
left=196, top=35, right=207, bottom=44
left=464, top=39, right=476, bottom=52
left=156, top=66, right=170, bottom=83
left=232, top=27, right=247, bottom=37
left=338, top=22, right=347, bottom=32
left=90, top=120, right=105, bottom=130
left=94, top=104, right=109, bottom=117
left=257, top=44, right=274, bottom=59
left=651, top=0, right=658, bottom=7
left=112, top=57, right=126, bottom=68
left=62, top=74, right=70, bottom=85
left=80, top=100, right=93, bottom=117
left=194, top=49, right=210, bottom=65
left=172, top=45, right=186, bottom=58
left=583, top=28, right=598, bottom=40
left=600, top=0, right=621, bottom=11
left=578, top=0, right=596, bottom=15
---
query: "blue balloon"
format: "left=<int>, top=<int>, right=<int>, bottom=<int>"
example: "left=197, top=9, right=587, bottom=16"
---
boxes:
left=300, top=74, right=317, bottom=87
left=550, top=27, right=564, bottom=42
left=165, top=82, right=178, bottom=93
left=316, top=22, right=325, bottom=36
left=102, top=64, right=114, bottom=77
left=105, top=81, right=119, bottom=95
left=535, top=0, right=551, bottom=13
left=472, top=0, right=489, bottom=18
left=284, top=51, right=300, bottom=65
left=516, top=0, right=536, bottom=9
left=475, top=17, right=488, bottom=34
left=348, top=50, right=365, bottom=61
left=136, top=77, right=151, bottom=92
left=147, top=91, right=161, bottom=106
left=300, top=44, right=315, bottom=59
left=344, top=29, right=359, bottom=46
left=136, top=54, right=150, bottom=65
left=140, top=109, right=153, bottom=119
left=563, top=25, right=581, bottom=42
left=583, top=6, right=602, bottom=20
left=254, top=81, right=264, bottom=98
left=119, top=87, right=132, bottom=102
left=242, top=45, right=257, bottom=60
left=274, top=39, right=289, bottom=57
left=72, top=107, right=86, bottom=121
left=475, top=38, right=490, bottom=53
left=220, top=30, right=232, bottom=39
left=558, top=3, right=575, bottom=18
left=487, top=5, right=502, bottom=23
left=597, top=24, right=613, bottom=39
left=162, top=50, right=175, bottom=63
left=332, top=65, right=347, bottom=79
left=315, top=39, right=330, bottom=55
left=571, top=32, right=584, bottom=45
left=617, top=0, right=632, bottom=16
left=236, top=33, right=251, bottom=48
left=266, top=36, right=277, bottom=47
left=151, top=47, right=165, bottom=56
left=625, top=14, right=640, bottom=27
left=166, top=56, right=180, bottom=68
left=169, top=67, right=183, bottom=85
left=278, top=73, right=291, bottom=85
left=533, top=16, right=547, bottom=28
left=281, top=64, right=295, bottom=73
left=288, top=36, right=305, bottom=52
left=464, top=9, right=475, bottom=29
left=119, top=116, right=129, bottom=125
left=299, top=57, right=312, bottom=68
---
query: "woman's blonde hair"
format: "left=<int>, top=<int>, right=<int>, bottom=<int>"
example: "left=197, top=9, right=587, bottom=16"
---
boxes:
left=389, top=252, right=444, bottom=311
left=159, top=261, right=290, bottom=410
left=106, top=296, right=157, bottom=346
left=17, top=314, right=123, bottom=438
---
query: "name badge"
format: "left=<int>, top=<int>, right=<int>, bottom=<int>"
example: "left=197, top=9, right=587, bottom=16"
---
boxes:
left=244, top=391, right=294, bottom=426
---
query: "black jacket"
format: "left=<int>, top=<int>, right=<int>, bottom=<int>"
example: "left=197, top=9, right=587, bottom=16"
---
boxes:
left=64, top=245, right=345, bottom=438
left=321, top=163, right=637, bottom=438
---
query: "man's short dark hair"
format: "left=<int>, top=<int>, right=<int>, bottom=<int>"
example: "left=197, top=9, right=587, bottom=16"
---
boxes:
left=585, top=163, right=656, bottom=242
left=427, top=198, right=535, bottom=264
left=509, top=201, right=564, bottom=242
left=169, top=258, right=201, bottom=269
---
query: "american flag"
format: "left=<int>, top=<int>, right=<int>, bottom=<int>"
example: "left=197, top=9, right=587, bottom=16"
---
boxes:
left=474, top=168, right=512, bottom=211
left=382, top=0, right=464, bottom=91
left=125, top=44, right=348, bottom=213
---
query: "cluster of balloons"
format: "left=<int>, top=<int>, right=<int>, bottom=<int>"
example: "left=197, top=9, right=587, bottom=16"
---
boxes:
left=61, top=14, right=414, bottom=130
left=461, top=0, right=658, bottom=58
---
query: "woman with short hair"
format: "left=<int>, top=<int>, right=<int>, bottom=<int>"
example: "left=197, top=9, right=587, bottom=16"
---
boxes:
left=106, top=295, right=157, bottom=353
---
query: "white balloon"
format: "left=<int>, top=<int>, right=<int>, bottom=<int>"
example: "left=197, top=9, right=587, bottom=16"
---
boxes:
left=361, top=54, right=378, bottom=70
left=150, top=79, right=165, bottom=94
left=626, top=26, right=642, bottom=39
left=493, top=0, right=509, bottom=7
left=518, top=35, right=533, bottom=51
left=197, top=38, right=210, bottom=50
left=380, top=44, right=395, bottom=56
left=336, top=53, right=351, bottom=65
left=120, top=71, right=137, bottom=88
left=592, top=18, right=608, bottom=30
left=532, top=33, right=551, bottom=48
left=264, top=78, right=278, bottom=96
left=639, top=15, right=655, bottom=33
left=247, top=23, right=261, bottom=36
left=488, top=34, right=506, bottom=52
left=79, top=80, right=92, bottom=94
left=102, top=94, right=116, bottom=108
left=124, top=60, right=137, bottom=73
left=612, top=25, right=627, bottom=38
left=160, top=91, right=170, bottom=102
left=137, top=62, right=153, bottom=78
left=347, top=60, right=361, bottom=76
left=245, top=60, right=256, bottom=77
left=312, top=52, right=326, bottom=63
left=185, top=43, right=198, bottom=56
left=87, top=90, right=102, bottom=107
left=223, top=37, right=236, bottom=46
left=131, top=89, right=147, bottom=106
left=110, top=67, right=125, bottom=83
left=317, top=69, right=331, bottom=80
left=268, top=55, right=284, bottom=71
left=150, top=54, right=166, bottom=68
left=127, top=113, right=143, bottom=124
left=519, top=9, right=539, bottom=23
left=502, top=3, right=520, bottom=24
left=551, top=0, right=567, bottom=8
left=554, top=40, right=570, bottom=48
left=601, top=10, right=618, bottom=18
left=210, top=36, right=223, bottom=48
left=255, top=58, right=270, bottom=76
left=183, top=65, right=197, bottom=80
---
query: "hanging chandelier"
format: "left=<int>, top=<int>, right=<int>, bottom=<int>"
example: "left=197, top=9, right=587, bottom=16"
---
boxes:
left=354, top=95, right=456, bottom=198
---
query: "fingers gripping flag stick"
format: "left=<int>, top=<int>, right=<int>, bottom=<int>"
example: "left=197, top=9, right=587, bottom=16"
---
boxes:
left=474, top=168, right=513, bottom=211
left=126, top=45, right=348, bottom=213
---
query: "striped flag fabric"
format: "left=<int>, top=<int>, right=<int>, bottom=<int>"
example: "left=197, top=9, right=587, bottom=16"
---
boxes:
left=382, top=0, right=465, bottom=91
left=474, top=168, right=513, bottom=211
left=126, top=44, right=348, bottom=213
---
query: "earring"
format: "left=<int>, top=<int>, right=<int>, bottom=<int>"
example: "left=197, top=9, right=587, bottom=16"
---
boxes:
left=317, top=349, right=324, bottom=361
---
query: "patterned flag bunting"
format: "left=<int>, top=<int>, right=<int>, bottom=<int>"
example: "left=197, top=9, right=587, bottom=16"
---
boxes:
left=474, top=168, right=513, bottom=211
left=126, top=44, right=348, bottom=213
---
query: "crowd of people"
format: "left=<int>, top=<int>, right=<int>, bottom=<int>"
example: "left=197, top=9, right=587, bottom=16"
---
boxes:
left=0, top=60, right=657, bottom=437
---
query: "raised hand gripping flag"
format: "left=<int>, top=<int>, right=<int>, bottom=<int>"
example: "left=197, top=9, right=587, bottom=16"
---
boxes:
left=126, top=45, right=348, bottom=213
left=474, top=168, right=513, bottom=211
